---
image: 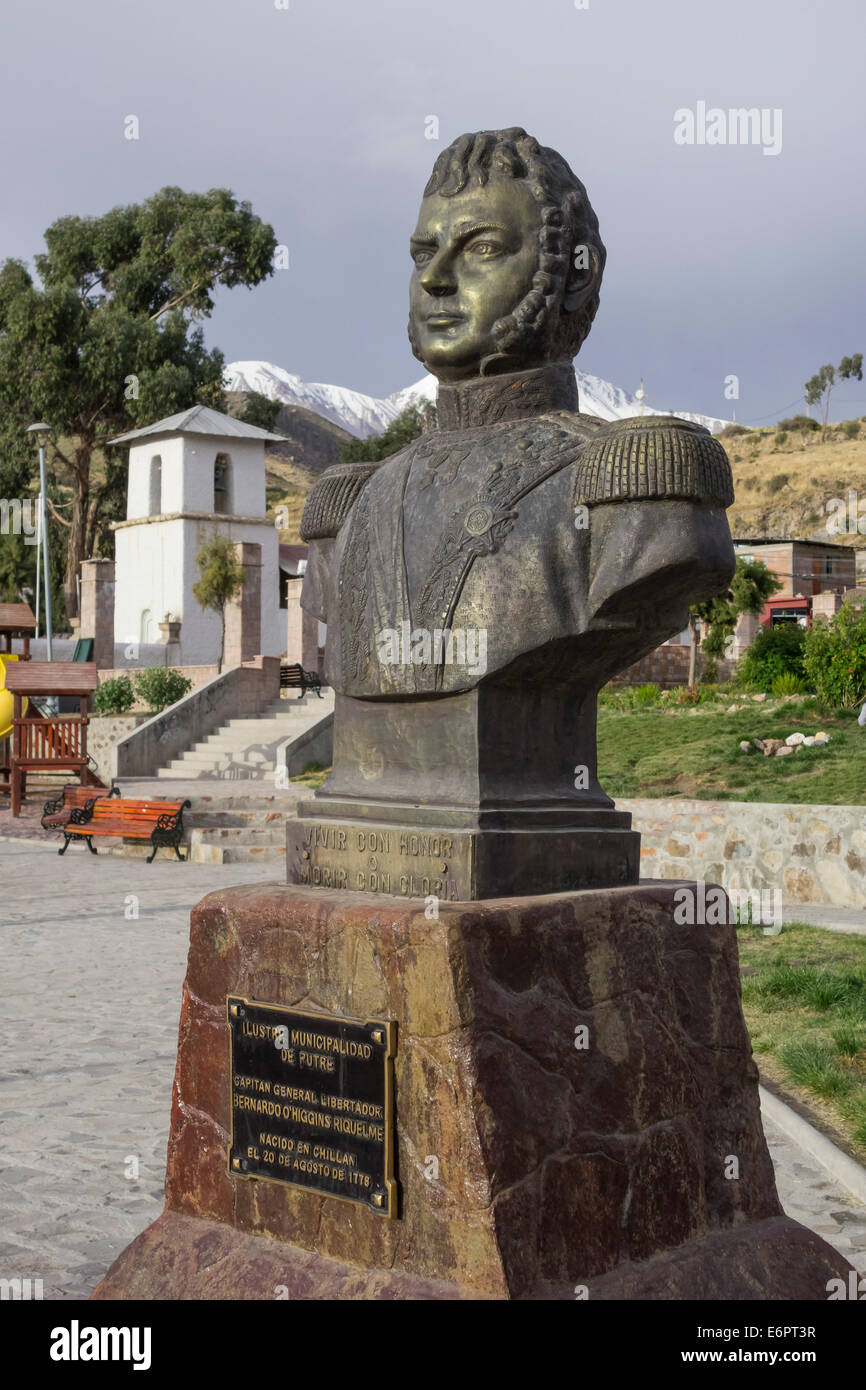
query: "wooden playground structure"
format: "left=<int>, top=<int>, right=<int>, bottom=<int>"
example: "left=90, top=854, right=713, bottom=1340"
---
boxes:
left=0, top=604, right=105, bottom=817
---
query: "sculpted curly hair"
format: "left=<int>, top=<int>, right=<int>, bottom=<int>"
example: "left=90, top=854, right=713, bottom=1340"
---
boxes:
left=409, top=126, right=606, bottom=374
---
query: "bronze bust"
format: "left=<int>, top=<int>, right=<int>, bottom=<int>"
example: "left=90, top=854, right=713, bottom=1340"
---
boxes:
left=289, top=128, right=734, bottom=899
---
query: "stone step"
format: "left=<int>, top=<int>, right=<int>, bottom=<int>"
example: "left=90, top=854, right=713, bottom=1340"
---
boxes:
left=157, top=768, right=280, bottom=782
left=187, top=797, right=295, bottom=813
left=155, top=766, right=273, bottom=780
left=167, top=750, right=278, bottom=768
left=188, top=841, right=286, bottom=864
left=191, top=825, right=285, bottom=846
left=215, top=722, right=311, bottom=733
left=187, top=809, right=288, bottom=828
left=197, top=733, right=299, bottom=750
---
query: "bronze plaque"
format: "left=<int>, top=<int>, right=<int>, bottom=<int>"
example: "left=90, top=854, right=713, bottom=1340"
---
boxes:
left=227, top=996, right=397, bottom=1218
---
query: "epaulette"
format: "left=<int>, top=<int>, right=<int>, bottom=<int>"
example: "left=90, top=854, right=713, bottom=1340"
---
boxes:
left=572, top=415, right=734, bottom=508
left=300, top=461, right=380, bottom=541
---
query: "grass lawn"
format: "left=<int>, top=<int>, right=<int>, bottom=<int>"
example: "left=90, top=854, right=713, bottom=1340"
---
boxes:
left=290, top=761, right=329, bottom=791
left=737, top=921, right=866, bottom=1162
left=597, top=697, right=866, bottom=803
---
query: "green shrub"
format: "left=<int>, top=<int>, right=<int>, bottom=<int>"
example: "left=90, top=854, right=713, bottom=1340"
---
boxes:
left=771, top=671, right=808, bottom=697
left=133, top=667, right=193, bottom=713
left=774, top=431, right=788, bottom=448
left=719, top=424, right=750, bottom=439
left=803, top=601, right=866, bottom=708
left=633, top=683, right=661, bottom=706
left=737, top=623, right=808, bottom=692
left=93, top=676, right=135, bottom=715
left=777, top=415, right=819, bottom=433
left=841, top=419, right=861, bottom=439
left=700, top=659, right=719, bottom=684
left=767, top=472, right=789, bottom=490
left=676, top=685, right=701, bottom=705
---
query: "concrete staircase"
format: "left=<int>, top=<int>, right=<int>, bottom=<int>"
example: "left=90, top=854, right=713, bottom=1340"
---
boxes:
left=155, top=690, right=334, bottom=781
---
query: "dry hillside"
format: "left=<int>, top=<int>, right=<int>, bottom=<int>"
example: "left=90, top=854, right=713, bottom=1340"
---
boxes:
left=720, top=420, right=866, bottom=564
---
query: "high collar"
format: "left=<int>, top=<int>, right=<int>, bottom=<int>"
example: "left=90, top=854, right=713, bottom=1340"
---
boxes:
left=434, top=362, right=579, bottom=431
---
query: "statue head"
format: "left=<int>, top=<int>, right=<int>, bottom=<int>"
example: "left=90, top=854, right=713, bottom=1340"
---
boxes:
left=408, top=127, right=605, bottom=382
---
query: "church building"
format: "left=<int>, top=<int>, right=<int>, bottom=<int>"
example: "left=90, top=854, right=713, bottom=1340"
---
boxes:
left=111, top=405, right=284, bottom=666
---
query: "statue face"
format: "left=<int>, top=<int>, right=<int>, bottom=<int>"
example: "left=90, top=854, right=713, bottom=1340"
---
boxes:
left=409, top=176, right=544, bottom=381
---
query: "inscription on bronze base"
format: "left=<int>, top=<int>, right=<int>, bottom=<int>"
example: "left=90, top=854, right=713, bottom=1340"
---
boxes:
left=227, top=997, right=398, bottom=1217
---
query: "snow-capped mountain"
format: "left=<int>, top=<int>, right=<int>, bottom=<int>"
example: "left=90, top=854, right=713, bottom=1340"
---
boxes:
left=224, top=360, right=730, bottom=438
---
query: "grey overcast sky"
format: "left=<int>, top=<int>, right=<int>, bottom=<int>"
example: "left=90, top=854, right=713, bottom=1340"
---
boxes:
left=1, top=0, right=864, bottom=422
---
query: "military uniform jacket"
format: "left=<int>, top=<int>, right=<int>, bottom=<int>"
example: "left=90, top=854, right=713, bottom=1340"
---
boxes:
left=300, top=365, right=734, bottom=699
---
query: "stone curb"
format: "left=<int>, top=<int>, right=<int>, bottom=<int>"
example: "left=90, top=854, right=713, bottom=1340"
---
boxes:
left=760, top=1084, right=866, bottom=1209
left=0, top=834, right=56, bottom=847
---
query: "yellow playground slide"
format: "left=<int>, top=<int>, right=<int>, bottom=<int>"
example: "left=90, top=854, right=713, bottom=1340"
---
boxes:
left=0, top=653, right=28, bottom=739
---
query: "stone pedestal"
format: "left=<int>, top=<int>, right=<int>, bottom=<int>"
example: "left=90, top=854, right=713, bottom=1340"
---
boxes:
left=289, top=686, right=641, bottom=899
left=93, top=881, right=852, bottom=1300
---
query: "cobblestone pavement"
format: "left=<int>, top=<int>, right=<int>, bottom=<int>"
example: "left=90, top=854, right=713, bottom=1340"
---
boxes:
left=1, top=839, right=865, bottom=1301
left=0, top=840, right=270, bottom=1300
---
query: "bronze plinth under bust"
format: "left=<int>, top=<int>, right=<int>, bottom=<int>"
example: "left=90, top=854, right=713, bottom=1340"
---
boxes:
left=289, top=127, right=734, bottom=899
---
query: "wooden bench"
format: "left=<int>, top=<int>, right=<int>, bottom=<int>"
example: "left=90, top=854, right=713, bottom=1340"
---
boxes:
left=280, top=663, right=323, bottom=698
left=59, top=796, right=191, bottom=862
left=41, top=783, right=119, bottom=830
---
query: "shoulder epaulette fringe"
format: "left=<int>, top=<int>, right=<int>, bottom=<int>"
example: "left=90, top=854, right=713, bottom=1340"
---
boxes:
left=573, top=416, right=734, bottom=508
left=300, top=461, right=380, bottom=541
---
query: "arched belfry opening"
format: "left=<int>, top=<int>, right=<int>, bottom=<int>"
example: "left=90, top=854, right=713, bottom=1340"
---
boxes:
left=214, top=453, right=232, bottom=514
left=148, top=455, right=162, bottom=515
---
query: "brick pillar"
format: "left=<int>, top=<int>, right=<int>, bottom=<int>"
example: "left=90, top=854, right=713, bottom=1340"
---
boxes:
left=223, top=542, right=261, bottom=668
left=79, top=559, right=115, bottom=670
left=730, top=611, right=761, bottom=660
left=286, top=577, right=320, bottom=670
left=811, top=591, right=842, bottom=624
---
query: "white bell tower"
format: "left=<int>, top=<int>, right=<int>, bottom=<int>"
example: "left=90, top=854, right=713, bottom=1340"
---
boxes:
left=111, top=405, right=284, bottom=666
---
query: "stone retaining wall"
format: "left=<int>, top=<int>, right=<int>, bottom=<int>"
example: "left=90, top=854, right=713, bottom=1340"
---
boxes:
left=608, top=646, right=735, bottom=688
left=88, top=714, right=151, bottom=786
left=623, top=798, right=866, bottom=907
left=97, top=665, right=219, bottom=710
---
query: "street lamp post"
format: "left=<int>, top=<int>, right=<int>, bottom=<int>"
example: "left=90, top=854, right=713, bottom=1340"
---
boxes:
left=27, top=423, right=53, bottom=662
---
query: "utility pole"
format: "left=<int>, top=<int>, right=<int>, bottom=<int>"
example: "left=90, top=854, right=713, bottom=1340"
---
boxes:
left=27, top=423, right=53, bottom=661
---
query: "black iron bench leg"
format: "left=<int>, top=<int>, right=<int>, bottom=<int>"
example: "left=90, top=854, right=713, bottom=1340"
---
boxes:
left=58, top=835, right=70, bottom=856
left=86, top=837, right=97, bottom=855
left=173, top=844, right=185, bottom=862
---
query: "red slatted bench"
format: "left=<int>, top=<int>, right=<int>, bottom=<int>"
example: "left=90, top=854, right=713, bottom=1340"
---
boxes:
left=41, top=783, right=119, bottom=830
left=59, top=796, right=191, bottom=862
